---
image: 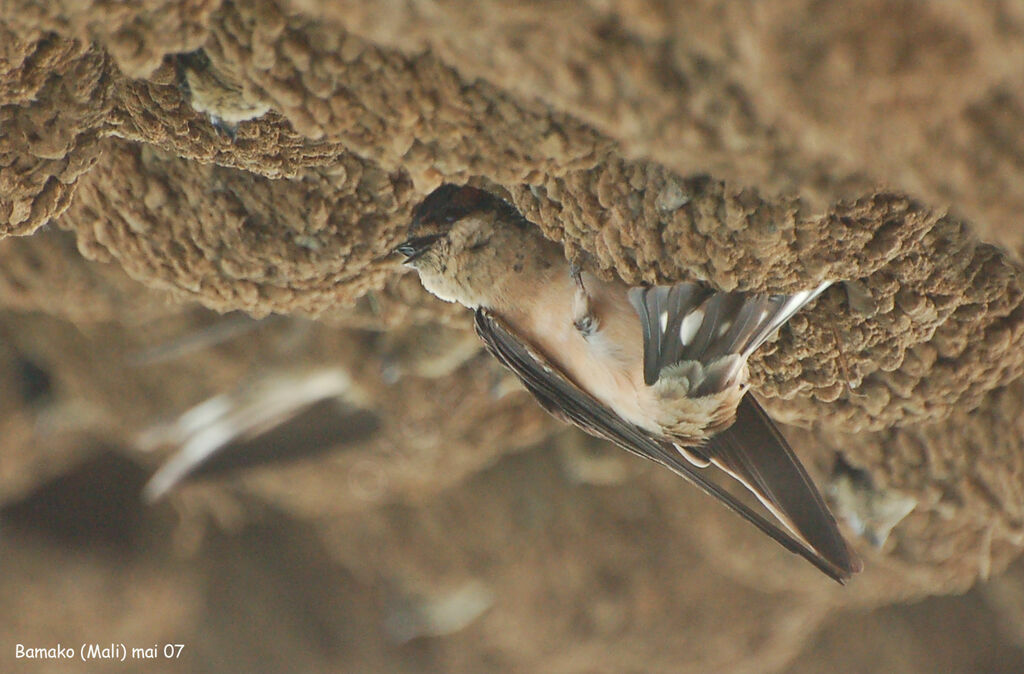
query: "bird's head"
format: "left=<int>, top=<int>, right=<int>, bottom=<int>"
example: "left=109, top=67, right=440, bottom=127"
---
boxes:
left=397, top=184, right=505, bottom=264
left=396, top=184, right=533, bottom=308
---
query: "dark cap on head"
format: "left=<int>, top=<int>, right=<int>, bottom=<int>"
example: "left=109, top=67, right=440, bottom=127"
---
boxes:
left=409, top=183, right=530, bottom=233
left=398, top=184, right=532, bottom=262
left=411, top=184, right=496, bottom=228
left=397, top=184, right=499, bottom=262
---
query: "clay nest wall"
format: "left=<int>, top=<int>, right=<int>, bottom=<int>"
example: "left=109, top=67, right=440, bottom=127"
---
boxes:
left=2, top=1, right=1024, bottom=671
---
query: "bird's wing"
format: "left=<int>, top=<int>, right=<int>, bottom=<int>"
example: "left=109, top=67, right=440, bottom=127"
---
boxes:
left=627, top=282, right=831, bottom=392
left=141, top=370, right=378, bottom=501
left=703, top=395, right=860, bottom=578
left=474, top=308, right=858, bottom=582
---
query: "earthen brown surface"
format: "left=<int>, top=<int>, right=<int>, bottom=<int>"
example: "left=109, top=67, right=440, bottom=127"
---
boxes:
left=2, top=1, right=1023, bottom=671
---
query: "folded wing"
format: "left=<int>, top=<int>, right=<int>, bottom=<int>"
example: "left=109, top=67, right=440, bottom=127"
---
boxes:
left=474, top=308, right=859, bottom=582
left=704, top=395, right=860, bottom=578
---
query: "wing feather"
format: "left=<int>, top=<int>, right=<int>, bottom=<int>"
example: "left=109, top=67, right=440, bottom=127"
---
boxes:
left=705, top=396, right=860, bottom=577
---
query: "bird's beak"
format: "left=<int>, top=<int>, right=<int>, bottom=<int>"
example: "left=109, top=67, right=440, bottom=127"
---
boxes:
left=395, top=234, right=442, bottom=263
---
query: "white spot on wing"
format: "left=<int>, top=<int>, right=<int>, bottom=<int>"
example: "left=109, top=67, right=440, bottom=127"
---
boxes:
left=659, top=310, right=669, bottom=333
left=679, top=309, right=703, bottom=346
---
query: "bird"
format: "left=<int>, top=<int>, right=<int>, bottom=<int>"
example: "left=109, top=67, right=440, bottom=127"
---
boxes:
left=396, top=183, right=861, bottom=582
left=176, top=49, right=271, bottom=139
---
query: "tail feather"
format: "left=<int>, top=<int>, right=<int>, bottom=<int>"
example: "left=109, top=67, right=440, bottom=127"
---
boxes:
left=628, top=282, right=830, bottom=392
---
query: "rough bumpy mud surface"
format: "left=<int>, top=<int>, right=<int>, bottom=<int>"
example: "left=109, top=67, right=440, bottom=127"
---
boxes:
left=2, top=1, right=1024, bottom=671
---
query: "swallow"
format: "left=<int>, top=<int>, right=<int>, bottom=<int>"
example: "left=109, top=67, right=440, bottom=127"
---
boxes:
left=176, top=50, right=270, bottom=139
left=397, top=184, right=861, bottom=582
left=829, top=457, right=916, bottom=548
